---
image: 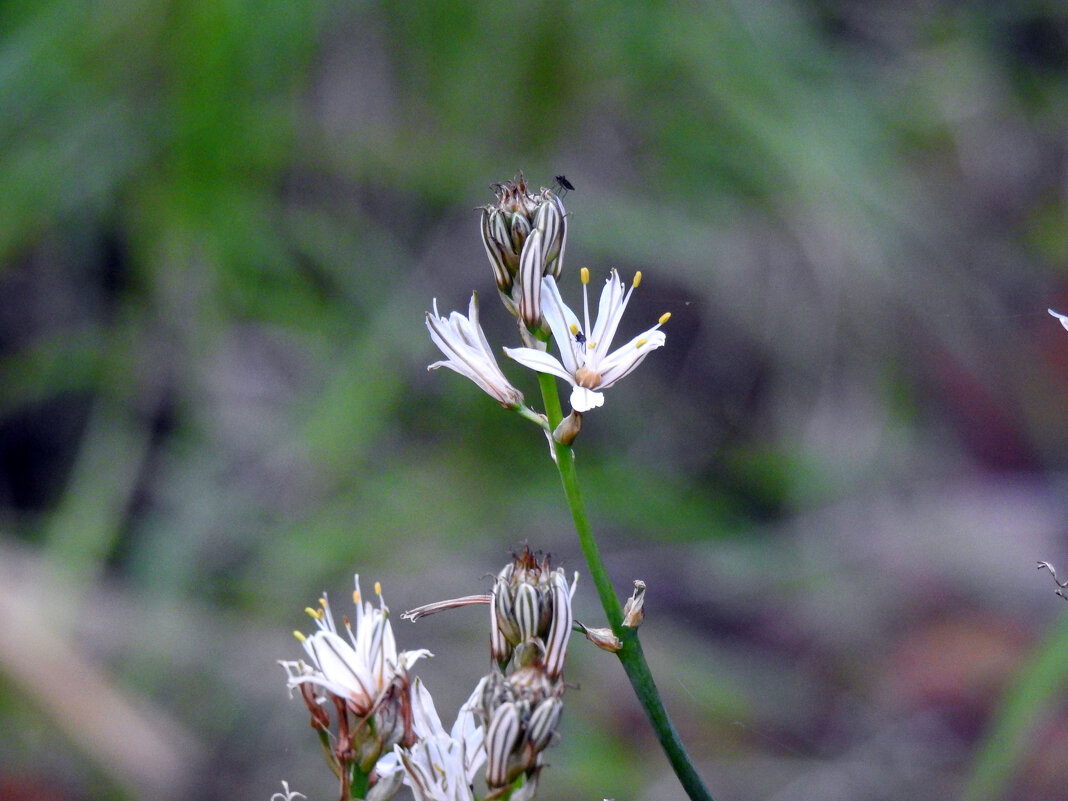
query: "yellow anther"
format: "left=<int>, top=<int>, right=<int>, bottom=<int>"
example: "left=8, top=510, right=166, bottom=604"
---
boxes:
left=569, top=323, right=580, bottom=335
left=318, top=597, right=327, bottom=608
left=293, top=630, right=307, bottom=643
left=633, top=271, right=643, bottom=288
left=353, top=590, right=361, bottom=604
left=636, top=338, right=648, bottom=348
left=659, top=312, right=671, bottom=325
left=580, top=267, right=590, bottom=284
left=304, top=606, right=322, bottom=619
left=374, top=581, right=382, bottom=596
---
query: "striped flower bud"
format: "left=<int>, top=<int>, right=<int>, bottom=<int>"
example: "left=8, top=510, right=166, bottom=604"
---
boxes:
left=480, top=173, right=568, bottom=325
left=479, top=667, right=564, bottom=790
left=489, top=548, right=577, bottom=679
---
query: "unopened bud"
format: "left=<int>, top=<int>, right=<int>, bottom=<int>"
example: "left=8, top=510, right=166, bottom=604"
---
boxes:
left=518, top=229, right=546, bottom=329
left=490, top=548, right=576, bottom=678
left=482, top=174, right=569, bottom=319
left=480, top=667, right=565, bottom=790
left=533, top=191, right=567, bottom=277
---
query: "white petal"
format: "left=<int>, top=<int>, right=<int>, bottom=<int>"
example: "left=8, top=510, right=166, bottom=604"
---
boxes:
left=588, top=269, right=628, bottom=357
left=410, top=677, right=447, bottom=738
left=539, top=276, right=584, bottom=373
left=305, top=630, right=375, bottom=703
left=1051, top=308, right=1068, bottom=332
left=504, top=346, right=575, bottom=383
left=570, top=385, right=605, bottom=412
left=597, top=329, right=667, bottom=388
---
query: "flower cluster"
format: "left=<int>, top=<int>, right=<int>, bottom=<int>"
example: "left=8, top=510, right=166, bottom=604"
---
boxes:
left=476, top=549, right=576, bottom=800
left=427, top=174, right=670, bottom=432
left=278, top=577, right=430, bottom=797
left=480, top=173, right=567, bottom=332
left=280, top=552, right=576, bottom=801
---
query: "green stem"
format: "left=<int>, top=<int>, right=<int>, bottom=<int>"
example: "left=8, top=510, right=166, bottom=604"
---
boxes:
left=537, top=374, right=714, bottom=801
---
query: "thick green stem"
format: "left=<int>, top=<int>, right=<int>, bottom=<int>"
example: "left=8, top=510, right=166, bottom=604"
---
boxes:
left=537, top=373, right=714, bottom=801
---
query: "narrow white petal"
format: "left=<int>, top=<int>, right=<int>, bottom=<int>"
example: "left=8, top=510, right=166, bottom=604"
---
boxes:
left=1051, top=308, right=1068, bottom=332
left=305, top=630, right=375, bottom=703
left=410, top=677, right=448, bottom=738
left=504, top=346, right=575, bottom=383
left=539, top=276, right=583, bottom=373
left=596, top=329, right=667, bottom=388
left=589, top=270, right=629, bottom=361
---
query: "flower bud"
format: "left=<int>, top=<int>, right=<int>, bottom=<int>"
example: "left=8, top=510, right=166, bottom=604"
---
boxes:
left=481, top=174, right=568, bottom=322
left=533, top=191, right=566, bottom=278
left=479, top=667, right=564, bottom=790
left=489, top=548, right=576, bottom=678
left=481, top=207, right=517, bottom=293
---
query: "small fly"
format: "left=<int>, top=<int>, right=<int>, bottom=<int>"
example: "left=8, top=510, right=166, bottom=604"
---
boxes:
left=574, top=330, right=587, bottom=346
left=552, top=174, right=575, bottom=196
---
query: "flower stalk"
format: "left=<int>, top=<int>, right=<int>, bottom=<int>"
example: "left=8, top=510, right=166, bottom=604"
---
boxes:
left=537, top=373, right=715, bottom=801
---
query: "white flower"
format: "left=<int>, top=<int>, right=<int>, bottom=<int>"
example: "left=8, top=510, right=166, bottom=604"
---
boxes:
left=1051, top=308, right=1068, bottom=332
left=387, top=679, right=487, bottom=801
left=504, top=269, right=669, bottom=412
left=270, top=781, right=306, bottom=801
left=427, top=293, right=524, bottom=407
left=279, top=576, right=430, bottom=717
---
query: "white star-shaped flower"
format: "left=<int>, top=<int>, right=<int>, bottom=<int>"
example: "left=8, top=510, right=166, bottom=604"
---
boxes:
left=504, top=269, right=669, bottom=412
left=279, top=576, right=430, bottom=717
left=426, top=293, right=524, bottom=407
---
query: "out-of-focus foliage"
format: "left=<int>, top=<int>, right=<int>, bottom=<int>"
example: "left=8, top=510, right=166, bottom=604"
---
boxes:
left=3, top=1, right=1068, bottom=800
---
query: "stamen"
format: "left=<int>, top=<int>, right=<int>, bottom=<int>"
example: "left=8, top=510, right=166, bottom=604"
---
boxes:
left=353, top=590, right=360, bottom=604
left=569, top=323, right=580, bottom=335
left=659, top=312, right=671, bottom=325
left=580, top=267, right=590, bottom=284
left=633, top=271, right=643, bottom=288
left=292, top=630, right=307, bottom=643
left=636, top=338, right=648, bottom=348
left=374, top=581, right=382, bottom=596
left=304, top=607, right=321, bottom=619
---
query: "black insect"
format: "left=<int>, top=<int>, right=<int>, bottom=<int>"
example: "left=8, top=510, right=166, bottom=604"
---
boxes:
left=553, top=174, right=575, bottom=194
left=574, top=330, right=587, bottom=345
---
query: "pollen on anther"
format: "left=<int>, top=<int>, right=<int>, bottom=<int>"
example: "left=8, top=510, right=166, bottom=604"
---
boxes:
left=569, top=323, right=580, bottom=335
left=353, top=590, right=360, bottom=604
left=659, top=312, right=671, bottom=325
left=580, top=267, right=590, bottom=284
left=636, top=338, right=648, bottom=348
left=304, top=607, right=321, bottom=619
left=293, top=630, right=307, bottom=643
left=633, top=271, right=643, bottom=288
left=374, top=581, right=382, bottom=596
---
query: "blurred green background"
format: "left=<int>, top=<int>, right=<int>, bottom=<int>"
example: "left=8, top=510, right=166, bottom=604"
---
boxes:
left=3, top=1, right=1068, bottom=800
